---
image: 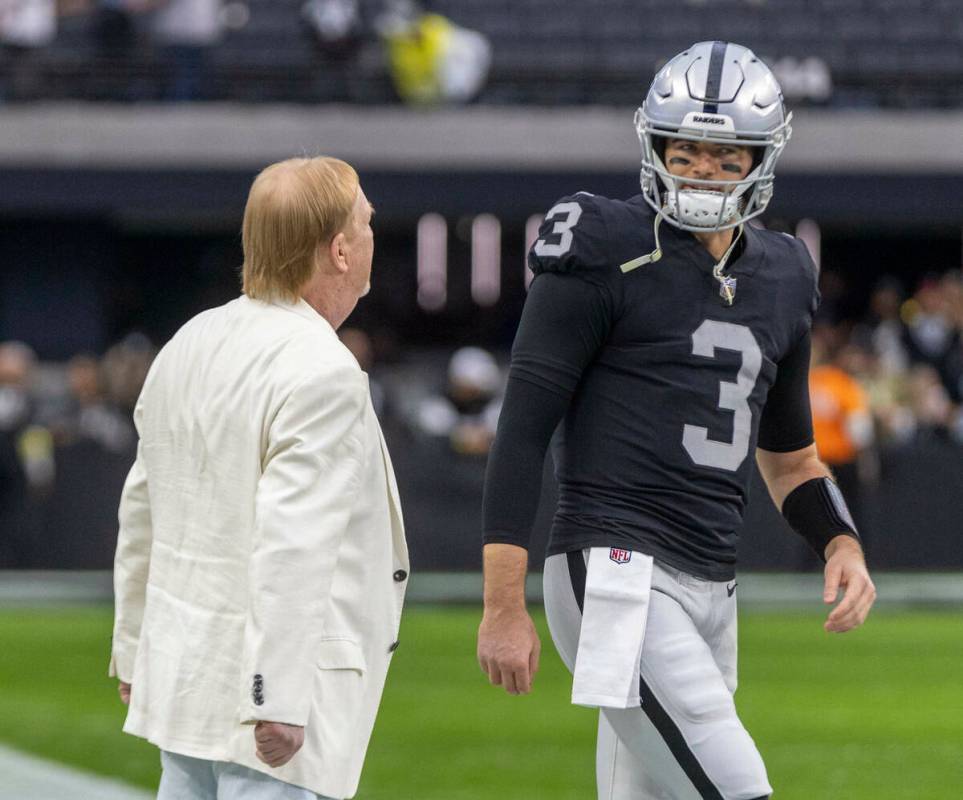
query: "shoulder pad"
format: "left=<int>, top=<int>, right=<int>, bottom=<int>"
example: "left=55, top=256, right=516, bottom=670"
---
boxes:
left=528, top=193, right=611, bottom=276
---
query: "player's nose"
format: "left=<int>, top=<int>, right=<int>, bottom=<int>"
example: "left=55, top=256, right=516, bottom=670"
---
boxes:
left=688, top=151, right=718, bottom=177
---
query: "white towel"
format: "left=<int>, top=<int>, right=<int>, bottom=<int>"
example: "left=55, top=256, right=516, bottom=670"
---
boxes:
left=572, top=547, right=653, bottom=709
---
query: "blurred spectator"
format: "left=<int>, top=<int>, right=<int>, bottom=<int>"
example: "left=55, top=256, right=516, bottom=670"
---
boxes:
left=0, top=336, right=152, bottom=569
left=149, top=0, right=222, bottom=100
left=838, top=336, right=914, bottom=447
left=0, top=0, right=55, bottom=100
left=0, top=414, right=26, bottom=565
left=0, top=343, right=54, bottom=491
left=0, top=0, right=55, bottom=46
left=0, top=341, right=34, bottom=565
left=906, top=364, right=956, bottom=442
left=411, top=346, right=502, bottom=456
left=770, top=56, right=832, bottom=104
left=92, top=0, right=156, bottom=56
left=863, top=277, right=909, bottom=375
left=0, top=340, right=35, bottom=433
left=302, top=0, right=363, bottom=59
left=809, top=326, right=877, bottom=532
left=901, top=275, right=963, bottom=403
left=100, top=332, right=156, bottom=412
left=378, top=0, right=491, bottom=105
left=942, top=270, right=963, bottom=326
left=0, top=341, right=53, bottom=565
left=50, top=354, right=136, bottom=452
left=937, top=270, right=963, bottom=401
left=815, top=269, right=848, bottom=326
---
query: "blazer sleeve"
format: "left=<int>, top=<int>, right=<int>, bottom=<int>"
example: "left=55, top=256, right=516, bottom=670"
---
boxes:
left=238, top=363, right=368, bottom=727
left=109, top=401, right=153, bottom=682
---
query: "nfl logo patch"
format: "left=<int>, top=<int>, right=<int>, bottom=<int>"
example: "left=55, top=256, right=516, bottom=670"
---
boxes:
left=609, top=548, right=631, bottom=564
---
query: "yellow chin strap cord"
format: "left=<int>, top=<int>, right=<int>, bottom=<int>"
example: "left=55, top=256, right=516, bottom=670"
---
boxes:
left=620, top=213, right=664, bottom=273
left=620, top=213, right=745, bottom=306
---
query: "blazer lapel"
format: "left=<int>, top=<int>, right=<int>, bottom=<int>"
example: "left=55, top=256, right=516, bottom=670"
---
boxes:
left=374, top=419, right=408, bottom=564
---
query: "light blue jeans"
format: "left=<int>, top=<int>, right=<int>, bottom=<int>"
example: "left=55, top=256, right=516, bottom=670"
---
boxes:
left=158, top=751, right=338, bottom=800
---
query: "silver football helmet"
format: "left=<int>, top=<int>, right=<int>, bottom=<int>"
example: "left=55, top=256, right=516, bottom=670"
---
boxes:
left=636, top=41, right=792, bottom=232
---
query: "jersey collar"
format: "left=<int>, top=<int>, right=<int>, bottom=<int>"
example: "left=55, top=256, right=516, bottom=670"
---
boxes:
left=667, top=217, right=765, bottom=281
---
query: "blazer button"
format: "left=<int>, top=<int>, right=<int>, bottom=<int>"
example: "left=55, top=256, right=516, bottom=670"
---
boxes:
left=393, top=570, right=408, bottom=582
left=388, top=640, right=400, bottom=653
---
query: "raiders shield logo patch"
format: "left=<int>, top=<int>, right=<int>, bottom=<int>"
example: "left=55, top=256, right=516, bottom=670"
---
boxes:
left=609, top=548, right=631, bottom=564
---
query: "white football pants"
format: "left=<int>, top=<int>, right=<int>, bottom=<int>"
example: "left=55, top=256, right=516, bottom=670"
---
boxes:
left=543, top=549, right=773, bottom=800
left=157, top=751, right=337, bottom=800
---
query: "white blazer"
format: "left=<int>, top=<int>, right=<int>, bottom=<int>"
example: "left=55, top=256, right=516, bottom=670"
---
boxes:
left=110, top=295, right=408, bottom=799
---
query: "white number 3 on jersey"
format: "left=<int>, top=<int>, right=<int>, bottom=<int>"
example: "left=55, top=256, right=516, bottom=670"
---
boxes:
left=682, top=320, right=762, bottom=472
left=533, top=202, right=583, bottom=257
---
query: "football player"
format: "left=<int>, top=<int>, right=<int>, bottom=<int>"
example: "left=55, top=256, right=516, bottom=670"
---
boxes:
left=478, top=41, right=876, bottom=799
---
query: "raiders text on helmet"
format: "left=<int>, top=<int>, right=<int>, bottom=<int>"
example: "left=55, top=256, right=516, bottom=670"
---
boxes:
left=636, top=41, right=792, bottom=232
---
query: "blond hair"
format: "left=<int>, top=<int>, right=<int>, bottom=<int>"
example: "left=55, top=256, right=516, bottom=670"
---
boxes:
left=241, top=157, right=359, bottom=302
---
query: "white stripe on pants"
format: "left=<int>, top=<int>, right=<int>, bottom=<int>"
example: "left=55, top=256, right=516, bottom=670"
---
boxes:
left=543, top=550, right=772, bottom=800
left=157, top=751, right=338, bottom=800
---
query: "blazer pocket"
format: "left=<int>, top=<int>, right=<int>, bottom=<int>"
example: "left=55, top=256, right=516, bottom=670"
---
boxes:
left=309, top=638, right=367, bottom=765
left=317, top=638, right=366, bottom=673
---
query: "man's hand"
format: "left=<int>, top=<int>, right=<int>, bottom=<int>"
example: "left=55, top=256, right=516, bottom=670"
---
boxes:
left=823, top=534, right=876, bottom=633
left=118, top=681, right=131, bottom=705
left=478, top=543, right=540, bottom=695
left=254, top=721, right=304, bottom=768
left=477, top=607, right=541, bottom=695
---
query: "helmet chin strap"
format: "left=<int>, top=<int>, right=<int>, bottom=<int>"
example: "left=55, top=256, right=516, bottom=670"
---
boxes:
left=620, top=212, right=665, bottom=273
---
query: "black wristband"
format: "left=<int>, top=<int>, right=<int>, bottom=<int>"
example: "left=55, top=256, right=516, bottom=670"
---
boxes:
left=782, top=477, right=860, bottom=560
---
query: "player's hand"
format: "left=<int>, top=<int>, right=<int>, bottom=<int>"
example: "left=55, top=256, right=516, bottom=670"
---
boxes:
left=253, top=721, right=304, bottom=768
left=118, top=681, right=131, bottom=705
left=477, top=607, right=541, bottom=695
left=822, top=534, right=876, bottom=633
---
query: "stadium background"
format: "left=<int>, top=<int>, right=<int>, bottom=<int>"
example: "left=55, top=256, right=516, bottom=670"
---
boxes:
left=1, top=0, right=962, bottom=797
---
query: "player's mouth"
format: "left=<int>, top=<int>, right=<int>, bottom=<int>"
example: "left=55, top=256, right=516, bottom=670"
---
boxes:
left=680, top=184, right=723, bottom=193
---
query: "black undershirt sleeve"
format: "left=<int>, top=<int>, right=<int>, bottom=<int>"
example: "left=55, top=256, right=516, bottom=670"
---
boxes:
left=482, top=271, right=616, bottom=549
left=757, top=330, right=815, bottom=453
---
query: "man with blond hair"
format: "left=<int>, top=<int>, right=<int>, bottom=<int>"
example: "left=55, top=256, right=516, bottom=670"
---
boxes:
left=110, top=157, right=408, bottom=800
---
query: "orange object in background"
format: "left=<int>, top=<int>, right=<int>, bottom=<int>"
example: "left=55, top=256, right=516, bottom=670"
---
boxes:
left=809, top=365, right=871, bottom=465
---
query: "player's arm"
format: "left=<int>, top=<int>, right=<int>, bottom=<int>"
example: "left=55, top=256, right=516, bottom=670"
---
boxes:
left=757, top=445, right=876, bottom=632
left=479, top=274, right=613, bottom=693
left=479, top=543, right=541, bottom=696
left=479, top=197, right=617, bottom=694
left=755, top=331, right=876, bottom=632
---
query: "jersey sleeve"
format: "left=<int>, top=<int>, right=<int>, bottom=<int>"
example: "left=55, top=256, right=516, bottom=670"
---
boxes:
left=528, top=193, right=611, bottom=277
left=482, top=270, right=618, bottom=549
left=511, top=270, right=618, bottom=394
left=757, top=330, right=815, bottom=453
left=790, top=235, right=821, bottom=318
left=482, top=376, right=568, bottom=549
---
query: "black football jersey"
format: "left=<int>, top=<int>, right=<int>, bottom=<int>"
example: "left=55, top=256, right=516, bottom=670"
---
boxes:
left=487, top=193, right=819, bottom=580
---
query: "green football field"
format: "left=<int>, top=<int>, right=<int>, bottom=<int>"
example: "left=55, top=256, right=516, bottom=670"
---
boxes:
left=2, top=605, right=962, bottom=799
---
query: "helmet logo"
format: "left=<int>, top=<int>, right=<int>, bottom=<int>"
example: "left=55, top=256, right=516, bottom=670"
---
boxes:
left=680, top=111, right=735, bottom=133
